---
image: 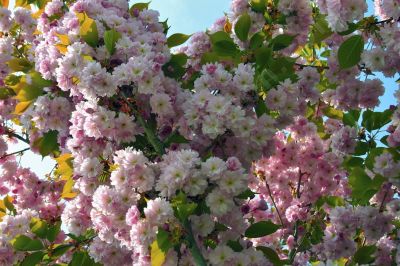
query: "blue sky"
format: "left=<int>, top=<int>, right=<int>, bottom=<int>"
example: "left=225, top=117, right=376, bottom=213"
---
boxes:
left=7, top=0, right=399, bottom=177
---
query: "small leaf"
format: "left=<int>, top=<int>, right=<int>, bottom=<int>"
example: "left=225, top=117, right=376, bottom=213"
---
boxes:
left=312, top=15, right=333, bottom=43
left=47, top=221, right=61, bottom=242
left=129, top=2, right=150, bottom=15
left=150, top=240, right=166, bottom=266
left=0, top=87, right=15, bottom=100
left=245, top=221, right=280, bottom=238
left=62, top=177, right=77, bottom=199
left=176, top=202, right=197, bottom=221
left=156, top=229, right=173, bottom=253
left=236, top=189, right=256, bottom=199
left=3, top=195, right=15, bottom=213
left=167, top=33, right=191, bottom=48
left=250, top=0, right=267, bottom=12
left=234, top=13, right=251, bottom=42
left=69, top=251, right=100, bottom=266
left=77, top=12, right=99, bottom=48
left=104, top=29, right=121, bottom=55
left=249, top=31, right=265, bottom=49
left=7, top=58, right=32, bottom=72
left=362, top=109, right=393, bottom=132
left=164, top=132, right=189, bottom=147
left=227, top=240, right=243, bottom=252
left=256, top=246, right=283, bottom=266
left=52, top=244, right=72, bottom=257
left=323, top=106, right=343, bottom=119
left=349, top=167, right=385, bottom=204
left=11, top=235, right=44, bottom=251
left=30, top=218, right=48, bottom=239
left=33, top=130, right=59, bottom=157
left=353, top=245, right=377, bottom=264
left=338, top=35, right=364, bottom=69
left=269, top=34, right=295, bottom=51
left=20, top=251, right=44, bottom=266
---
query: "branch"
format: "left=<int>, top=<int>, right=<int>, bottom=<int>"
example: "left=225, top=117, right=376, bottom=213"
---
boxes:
left=370, top=17, right=396, bottom=26
left=1, top=147, right=30, bottom=159
left=265, top=182, right=285, bottom=228
left=294, top=63, right=329, bottom=70
left=5, top=130, right=30, bottom=144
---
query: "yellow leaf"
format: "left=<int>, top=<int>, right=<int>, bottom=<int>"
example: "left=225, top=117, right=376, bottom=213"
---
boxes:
left=61, top=177, right=77, bottom=199
left=150, top=240, right=166, bottom=266
left=7, top=58, right=32, bottom=72
left=83, top=55, right=94, bottom=61
left=1, top=0, right=9, bottom=8
left=15, top=0, right=30, bottom=8
left=76, top=12, right=99, bottom=47
left=55, top=44, right=68, bottom=54
left=31, top=8, right=45, bottom=19
left=14, top=100, right=32, bottom=114
left=54, top=153, right=74, bottom=180
left=56, top=33, right=70, bottom=46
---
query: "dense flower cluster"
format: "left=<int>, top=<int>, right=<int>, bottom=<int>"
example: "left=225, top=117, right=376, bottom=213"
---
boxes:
left=0, top=0, right=400, bottom=265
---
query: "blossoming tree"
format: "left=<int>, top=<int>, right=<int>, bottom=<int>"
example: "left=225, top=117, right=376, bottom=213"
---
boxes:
left=0, top=0, right=399, bottom=265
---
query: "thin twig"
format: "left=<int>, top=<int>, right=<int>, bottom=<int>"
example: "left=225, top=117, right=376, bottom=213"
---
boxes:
left=266, top=182, right=285, bottom=227
left=1, top=147, right=30, bottom=159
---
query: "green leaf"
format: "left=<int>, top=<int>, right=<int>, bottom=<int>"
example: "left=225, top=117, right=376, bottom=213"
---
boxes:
left=4, top=196, right=15, bottom=213
left=47, top=221, right=61, bottom=242
left=104, top=29, right=121, bottom=55
left=69, top=251, right=100, bottom=266
left=250, top=0, right=267, bottom=13
left=164, top=132, right=189, bottom=147
left=323, top=106, right=343, bottom=119
left=52, top=244, right=72, bottom=257
left=249, top=31, right=265, bottom=49
left=362, top=109, right=393, bottom=132
left=236, top=189, right=256, bottom=199
left=209, top=31, right=240, bottom=57
left=227, top=240, right=243, bottom=252
left=11, top=235, right=44, bottom=251
left=310, top=224, right=324, bottom=245
left=338, top=35, right=364, bottom=69
left=20, top=251, right=44, bottom=266
left=129, top=2, right=150, bottom=14
left=157, top=228, right=173, bottom=252
left=348, top=167, right=385, bottom=204
left=312, top=15, right=333, bottom=43
left=315, top=196, right=345, bottom=208
left=30, top=218, right=48, bottom=239
left=77, top=13, right=99, bottom=48
left=167, top=33, right=191, bottom=48
left=338, top=22, right=359, bottom=36
left=353, top=141, right=369, bottom=156
left=33, top=130, right=59, bottom=157
left=162, top=53, right=188, bottom=79
left=7, top=58, right=33, bottom=73
left=0, top=87, right=15, bottom=99
left=256, top=246, right=283, bottom=266
left=343, top=110, right=361, bottom=126
left=364, top=147, right=385, bottom=170
left=343, top=157, right=364, bottom=170
left=255, top=46, right=272, bottom=68
left=353, top=245, right=377, bottom=264
left=234, top=13, right=251, bottom=42
left=245, top=221, right=280, bottom=238
left=176, top=202, right=197, bottom=221
left=269, top=34, right=295, bottom=51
